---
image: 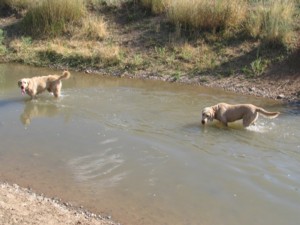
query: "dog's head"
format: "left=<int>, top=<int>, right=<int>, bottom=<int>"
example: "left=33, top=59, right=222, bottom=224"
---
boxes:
left=201, top=107, right=215, bottom=125
left=18, top=79, right=30, bottom=95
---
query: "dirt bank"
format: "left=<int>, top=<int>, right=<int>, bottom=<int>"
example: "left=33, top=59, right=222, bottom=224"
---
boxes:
left=1, top=3, right=299, bottom=103
left=0, top=182, right=118, bottom=225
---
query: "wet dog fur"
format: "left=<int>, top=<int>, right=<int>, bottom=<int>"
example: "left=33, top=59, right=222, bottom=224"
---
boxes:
left=18, top=71, right=71, bottom=99
left=201, top=102, right=280, bottom=127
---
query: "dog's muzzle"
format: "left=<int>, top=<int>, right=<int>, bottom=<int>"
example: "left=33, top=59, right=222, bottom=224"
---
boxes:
left=20, top=86, right=26, bottom=95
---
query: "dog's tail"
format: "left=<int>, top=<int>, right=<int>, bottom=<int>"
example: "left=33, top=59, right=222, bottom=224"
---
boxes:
left=59, top=71, right=71, bottom=80
left=256, top=107, right=280, bottom=118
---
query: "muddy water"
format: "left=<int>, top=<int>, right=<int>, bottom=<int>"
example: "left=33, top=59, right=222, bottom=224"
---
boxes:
left=0, top=63, right=299, bottom=225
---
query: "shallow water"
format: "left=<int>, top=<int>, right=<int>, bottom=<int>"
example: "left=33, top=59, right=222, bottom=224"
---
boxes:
left=0, top=63, right=299, bottom=225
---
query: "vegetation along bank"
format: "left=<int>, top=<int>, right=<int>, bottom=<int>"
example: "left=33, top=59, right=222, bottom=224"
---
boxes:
left=0, top=0, right=299, bottom=101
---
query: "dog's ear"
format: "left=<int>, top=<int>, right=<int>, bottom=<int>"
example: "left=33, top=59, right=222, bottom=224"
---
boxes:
left=208, top=108, right=215, bottom=121
left=18, top=80, right=22, bottom=87
left=208, top=112, right=214, bottom=121
left=212, top=105, right=219, bottom=112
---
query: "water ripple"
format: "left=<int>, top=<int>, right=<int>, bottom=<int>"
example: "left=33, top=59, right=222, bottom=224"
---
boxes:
left=68, top=148, right=127, bottom=188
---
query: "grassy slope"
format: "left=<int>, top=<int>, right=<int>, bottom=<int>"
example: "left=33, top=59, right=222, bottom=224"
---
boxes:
left=0, top=1, right=299, bottom=100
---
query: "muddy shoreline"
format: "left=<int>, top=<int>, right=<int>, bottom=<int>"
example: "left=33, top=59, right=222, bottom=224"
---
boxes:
left=69, top=66, right=300, bottom=103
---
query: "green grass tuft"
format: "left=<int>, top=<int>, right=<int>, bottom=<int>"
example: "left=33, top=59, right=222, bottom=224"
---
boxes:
left=0, top=29, right=7, bottom=55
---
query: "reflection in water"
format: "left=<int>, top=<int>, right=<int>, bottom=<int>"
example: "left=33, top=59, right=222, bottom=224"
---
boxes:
left=19, top=98, right=71, bottom=125
left=20, top=100, right=58, bottom=125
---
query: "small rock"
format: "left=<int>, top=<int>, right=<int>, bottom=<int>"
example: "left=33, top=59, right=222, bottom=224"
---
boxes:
left=249, top=87, right=256, bottom=92
left=277, top=94, right=285, bottom=99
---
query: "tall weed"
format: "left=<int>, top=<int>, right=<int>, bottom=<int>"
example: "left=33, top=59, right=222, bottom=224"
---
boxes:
left=166, top=0, right=247, bottom=31
left=140, top=0, right=248, bottom=30
left=246, top=0, right=296, bottom=46
left=22, top=0, right=86, bottom=37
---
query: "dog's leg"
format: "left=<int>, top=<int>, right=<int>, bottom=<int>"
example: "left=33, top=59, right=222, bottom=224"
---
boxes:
left=243, top=112, right=258, bottom=127
left=31, top=94, right=38, bottom=100
left=29, top=92, right=35, bottom=100
left=243, top=121, right=250, bottom=127
left=53, top=90, right=60, bottom=98
left=243, top=117, right=252, bottom=127
left=218, top=116, right=228, bottom=127
left=251, top=113, right=259, bottom=126
left=216, top=119, right=228, bottom=127
left=53, top=82, right=62, bottom=98
left=222, top=122, right=228, bottom=127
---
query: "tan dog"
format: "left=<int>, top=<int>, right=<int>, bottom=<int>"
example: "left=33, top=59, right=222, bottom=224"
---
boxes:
left=18, top=70, right=71, bottom=99
left=201, top=102, right=280, bottom=127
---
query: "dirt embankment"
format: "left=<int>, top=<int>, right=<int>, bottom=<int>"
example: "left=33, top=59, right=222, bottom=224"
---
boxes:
left=196, top=48, right=300, bottom=102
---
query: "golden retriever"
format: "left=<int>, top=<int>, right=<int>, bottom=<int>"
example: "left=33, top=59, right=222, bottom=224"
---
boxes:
left=201, top=102, right=280, bottom=127
left=18, top=70, right=71, bottom=99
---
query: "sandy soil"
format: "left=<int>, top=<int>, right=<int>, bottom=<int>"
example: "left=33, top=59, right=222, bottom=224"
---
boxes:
left=0, top=182, right=118, bottom=225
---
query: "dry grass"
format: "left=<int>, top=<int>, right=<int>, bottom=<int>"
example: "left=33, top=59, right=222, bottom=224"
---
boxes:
left=0, top=0, right=34, bottom=9
left=140, top=0, right=170, bottom=14
left=71, top=15, right=108, bottom=41
left=22, top=0, right=86, bottom=36
left=1, top=0, right=298, bottom=79
left=246, top=0, right=296, bottom=46
left=169, top=0, right=247, bottom=31
left=2, top=0, right=115, bottom=68
left=8, top=37, right=121, bottom=67
left=142, top=0, right=248, bottom=31
left=19, top=0, right=109, bottom=40
left=140, top=0, right=297, bottom=47
left=45, top=39, right=120, bottom=65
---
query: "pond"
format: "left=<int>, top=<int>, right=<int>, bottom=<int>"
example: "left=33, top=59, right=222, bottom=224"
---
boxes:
left=0, top=63, right=299, bottom=225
